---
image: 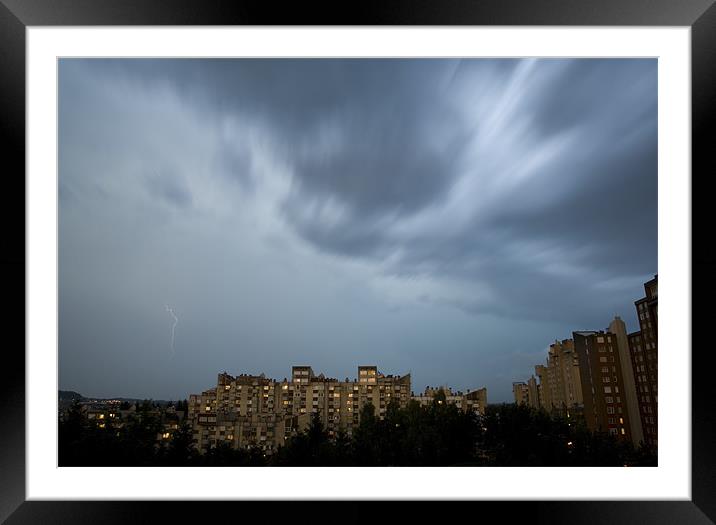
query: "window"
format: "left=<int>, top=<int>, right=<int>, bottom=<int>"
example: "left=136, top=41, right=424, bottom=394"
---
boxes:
left=607, top=406, right=615, bottom=414
left=602, top=376, right=610, bottom=383
left=599, top=356, right=608, bottom=363
left=605, top=396, right=613, bottom=403
left=604, top=386, right=612, bottom=393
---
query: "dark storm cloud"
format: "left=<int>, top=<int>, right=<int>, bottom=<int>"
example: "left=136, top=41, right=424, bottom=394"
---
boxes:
left=80, top=59, right=470, bottom=215
left=58, top=58, right=657, bottom=401
left=66, top=58, right=657, bottom=323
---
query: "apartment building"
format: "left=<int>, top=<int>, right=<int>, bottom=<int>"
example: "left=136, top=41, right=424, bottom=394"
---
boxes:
left=573, top=330, right=633, bottom=441
left=628, top=275, right=658, bottom=450
left=542, top=339, right=583, bottom=413
left=512, top=382, right=530, bottom=406
left=414, top=385, right=488, bottom=416
left=608, top=316, right=644, bottom=447
left=188, top=365, right=411, bottom=454
left=526, top=375, right=540, bottom=409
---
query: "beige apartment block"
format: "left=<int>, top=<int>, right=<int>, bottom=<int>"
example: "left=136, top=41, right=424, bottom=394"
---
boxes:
left=512, top=382, right=530, bottom=406
left=526, top=375, right=540, bottom=409
left=187, top=365, right=411, bottom=454
left=544, top=339, right=583, bottom=412
left=608, top=316, right=644, bottom=447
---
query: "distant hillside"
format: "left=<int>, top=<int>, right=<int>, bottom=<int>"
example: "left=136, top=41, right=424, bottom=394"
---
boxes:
left=58, top=390, right=180, bottom=406
left=59, top=390, right=85, bottom=401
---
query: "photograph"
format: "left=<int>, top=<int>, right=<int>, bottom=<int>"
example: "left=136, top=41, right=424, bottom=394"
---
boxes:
left=2, top=2, right=710, bottom=519
left=57, top=57, right=659, bottom=468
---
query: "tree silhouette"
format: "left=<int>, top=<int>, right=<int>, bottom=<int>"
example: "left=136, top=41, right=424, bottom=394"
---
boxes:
left=59, top=398, right=654, bottom=467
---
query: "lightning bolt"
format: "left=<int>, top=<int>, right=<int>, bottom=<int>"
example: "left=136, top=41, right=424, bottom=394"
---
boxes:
left=165, top=304, right=178, bottom=356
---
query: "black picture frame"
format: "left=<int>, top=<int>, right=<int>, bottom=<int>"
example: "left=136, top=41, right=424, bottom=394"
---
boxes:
left=2, top=0, right=714, bottom=522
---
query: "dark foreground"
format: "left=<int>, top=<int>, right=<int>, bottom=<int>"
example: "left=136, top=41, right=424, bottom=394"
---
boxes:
left=59, top=397, right=656, bottom=467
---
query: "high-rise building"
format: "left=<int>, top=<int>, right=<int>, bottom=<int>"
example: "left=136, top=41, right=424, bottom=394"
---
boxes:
left=607, top=316, right=644, bottom=447
left=512, top=382, right=530, bottom=405
left=528, top=339, right=582, bottom=415
left=188, top=365, right=411, bottom=454
left=573, top=330, right=633, bottom=441
left=526, top=375, right=541, bottom=409
left=549, top=339, right=583, bottom=411
left=628, top=275, right=658, bottom=450
left=534, top=364, right=551, bottom=409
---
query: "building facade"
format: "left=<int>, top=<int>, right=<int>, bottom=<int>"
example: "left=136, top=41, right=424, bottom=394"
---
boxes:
left=573, top=330, right=633, bottom=441
left=188, top=365, right=411, bottom=454
left=512, top=382, right=530, bottom=406
left=544, top=339, right=583, bottom=412
left=608, top=316, right=644, bottom=447
left=526, top=375, right=540, bottom=409
left=628, top=275, right=658, bottom=450
left=411, top=386, right=488, bottom=415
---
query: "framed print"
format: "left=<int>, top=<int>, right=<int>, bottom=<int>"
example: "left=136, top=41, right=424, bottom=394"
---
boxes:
left=3, top=0, right=715, bottom=523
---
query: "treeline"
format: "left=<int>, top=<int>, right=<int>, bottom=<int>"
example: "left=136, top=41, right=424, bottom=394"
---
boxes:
left=59, top=393, right=656, bottom=467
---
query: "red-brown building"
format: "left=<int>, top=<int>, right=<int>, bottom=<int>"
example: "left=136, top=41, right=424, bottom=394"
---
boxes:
left=573, top=330, right=633, bottom=441
left=628, top=275, right=658, bottom=451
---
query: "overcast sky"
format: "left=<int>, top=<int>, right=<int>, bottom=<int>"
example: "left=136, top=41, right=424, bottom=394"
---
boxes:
left=58, top=58, right=657, bottom=402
